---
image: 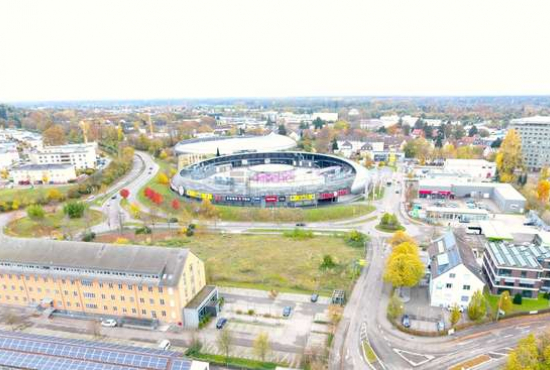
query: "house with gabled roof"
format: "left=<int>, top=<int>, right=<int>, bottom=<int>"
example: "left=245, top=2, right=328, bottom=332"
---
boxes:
left=428, top=231, right=485, bottom=308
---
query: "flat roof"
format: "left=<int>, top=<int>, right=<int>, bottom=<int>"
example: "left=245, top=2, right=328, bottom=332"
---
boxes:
left=0, top=238, right=190, bottom=287
left=486, top=241, right=545, bottom=269
left=494, top=184, right=526, bottom=201
left=478, top=220, right=514, bottom=240
left=12, top=163, right=74, bottom=171
left=426, top=207, right=489, bottom=215
left=0, top=330, right=193, bottom=370
left=185, top=285, right=217, bottom=309
left=445, top=159, right=494, bottom=166
left=175, top=133, right=296, bottom=155
left=511, top=116, right=550, bottom=125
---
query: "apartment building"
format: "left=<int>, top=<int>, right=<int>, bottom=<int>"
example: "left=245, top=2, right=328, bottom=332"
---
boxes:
left=29, top=142, right=98, bottom=170
left=428, top=231, right=485, bottom=308
left=482, top=238, right=550, bottom=298
left=0, top=239, right=219, bottom=328
left=510, top=116, right=550, bottom=171
left=10, top=163, right=76, bottom=184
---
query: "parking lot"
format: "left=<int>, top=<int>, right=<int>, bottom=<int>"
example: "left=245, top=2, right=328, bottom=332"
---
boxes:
left=402, top=287, right=469, bottom=333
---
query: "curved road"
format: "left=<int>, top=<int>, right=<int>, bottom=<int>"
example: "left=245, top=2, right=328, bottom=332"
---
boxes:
left=330, top=169, right=548, bottom=370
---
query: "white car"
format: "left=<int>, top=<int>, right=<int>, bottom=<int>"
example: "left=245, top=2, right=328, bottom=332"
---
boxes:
left=446, top=305, right=465, bottom=313
left=100, top=319, right=117, bottom=327
left=158, top=339, right=171, bottom=350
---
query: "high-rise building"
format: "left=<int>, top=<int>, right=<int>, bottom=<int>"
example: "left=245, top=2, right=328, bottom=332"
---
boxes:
left=510, top=116, right=550, bottom=171
left=0, top=239, right=219, bottom=328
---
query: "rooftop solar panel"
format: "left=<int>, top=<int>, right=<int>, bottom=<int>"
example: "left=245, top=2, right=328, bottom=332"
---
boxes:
left=0, top=330, right=194, bottom=370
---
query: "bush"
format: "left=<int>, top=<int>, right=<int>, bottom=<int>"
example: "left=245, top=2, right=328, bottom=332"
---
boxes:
left=283, top=228, right=313, bottom=239
left=63, top=201, right=86, bottom=219
left=82, top=232, right=96, bottom=242
left=135, top=226, right=152, bottom=235
left=247, top=309, right=255, bottom=316
left=345, top=230, right=367, bottom=248
left=186, top=228, right=195, bottom=237
left=513, top=293, right=523, bottom=305
left=26, top=204, right=45, bottom=220
left=377, top=213, right=404, bottom=231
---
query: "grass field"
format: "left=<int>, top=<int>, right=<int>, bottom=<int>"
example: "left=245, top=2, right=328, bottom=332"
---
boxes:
left=95, top=231, right=363, bottom=295
left=486, top=293, right=550, bottom=313
left=5, top=208, right=104, bottom=238
left=0, top=185, right=72, bottom=204
left=138, top=159, right=375, bottom=222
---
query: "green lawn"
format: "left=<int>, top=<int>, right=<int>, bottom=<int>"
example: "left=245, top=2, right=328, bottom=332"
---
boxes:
left=486, top=293, right=550, bottom=313
left=0, top=185, right=72, bottom=204
left=5, top=208, right=104, bottom=238
left=187, top=352, right=281, bottom=370
left=96, top=232, right=363, bottom=295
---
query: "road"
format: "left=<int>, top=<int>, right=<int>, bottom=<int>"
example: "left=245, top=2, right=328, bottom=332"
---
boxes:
left=330, top=168, right=548, bottom=370
left=91, top=151, right=158, bottom=234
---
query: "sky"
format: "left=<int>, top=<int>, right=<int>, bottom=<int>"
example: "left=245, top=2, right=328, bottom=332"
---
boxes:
left=1, top=0, right=550, bottom=102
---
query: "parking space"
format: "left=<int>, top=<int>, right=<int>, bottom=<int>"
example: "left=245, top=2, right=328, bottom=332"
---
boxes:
left=213, top=287, right=331, bottom=349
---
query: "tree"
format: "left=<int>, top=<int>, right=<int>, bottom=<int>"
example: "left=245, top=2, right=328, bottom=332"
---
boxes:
left=312, top=117, right=325, bottom=130
left=513, top=293, right=523, bottom=305
left=119, top=188, right=130, bottom=199
left=277, top=124, right=287, bottom=135
left=43, top=124, right=67, bottom=146
left=216, top=329, right=234, bottom=365
left=383, top=242, right=424, bottom=288
left=536, top=179, right=550, bottom=202
left=63, top=201, right=86, bottom=219
left=253, top=332, right=270, bottom=362
left=496, top=129, right=523, bottom=183
left=129, top=203, right=141, bottom=219
left=467, top=290, right=487, bottom=321
left=468, top=125, right=478, bottom=137
left=46, top=188, right=64, bottom=203
left=216, top=147, right=220, bottom=157
left=157, top=172, right=169, bottom=185
left=331, top=138, right=339, bottom=152
left=320, top=255, right=336, bottom=270
left=387, top=292, right=404, bottom=320
left=171, top=199, right=180, bottom=211
left=449, top=304, right=461, bottom=327
left=506, top=333, right=543, bottom=370
left=388, top=231, right=416, bottom=248
left=453, top=125, right=466, bottom=140
left=198, top=198, right=219, bottom=219
left=496, top=291, right=512, bottom=321
left=27, top=204, right=45, bottom=220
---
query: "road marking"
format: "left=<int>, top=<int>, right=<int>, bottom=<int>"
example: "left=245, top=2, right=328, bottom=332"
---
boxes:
left=393, top=349, right=434, bottom=367
left=457, top=340, right=472, bottom=346
left=503, top=334, right=513, bottom=338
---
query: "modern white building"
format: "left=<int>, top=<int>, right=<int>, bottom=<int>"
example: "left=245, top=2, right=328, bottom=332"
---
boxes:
left=11, top=163, right=77, bottom=184
left=428, top=231, right=485, bottom=309
left=510, top=116, right=550, bottom=171
left=0, top=147, right=19, bottom=170
left=443, top=159, right=496, bottom=182
left=29, top=142, right=98, bottom=170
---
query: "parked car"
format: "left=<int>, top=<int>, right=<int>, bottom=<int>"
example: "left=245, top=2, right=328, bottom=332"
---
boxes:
left=100, top=319, right=117, bottom=327
left=436, top=321, right=445, bottom=331
left=158, top=340, right=171, bottom=350
left=446, top=305, right=465, bottom=313
left=283, top=306, right=292, bottom=317
left=216, top=318, right=228, bottom=329
left=310, top=293, right=319, bottom=303
left=401, top=315, right=411, bottom=328
left=295, top=223, right=306, bottom=227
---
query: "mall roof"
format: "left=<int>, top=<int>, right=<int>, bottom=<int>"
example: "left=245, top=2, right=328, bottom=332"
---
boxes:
left=174, top=133, right=296, bottom=155
left=0, top=238, right=189, bottom=287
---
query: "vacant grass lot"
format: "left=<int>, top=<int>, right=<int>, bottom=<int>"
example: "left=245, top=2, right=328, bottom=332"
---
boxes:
left=5, top=209, right=104, bottom=238
left=486, top=293, right=550, bottom=313
left=0, top=185, right=71, bottom=204
left=96, top=232, right=362, bottom=295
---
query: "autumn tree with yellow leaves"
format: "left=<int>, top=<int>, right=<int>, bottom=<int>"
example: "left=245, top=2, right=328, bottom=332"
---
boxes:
left=496, top=129, right=523, bottom=183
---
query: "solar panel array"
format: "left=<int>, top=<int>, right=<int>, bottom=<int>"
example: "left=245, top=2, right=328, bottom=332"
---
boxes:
left=0, top=330, right=193, bottom=370
left=489, top=242, right=545, bottom=269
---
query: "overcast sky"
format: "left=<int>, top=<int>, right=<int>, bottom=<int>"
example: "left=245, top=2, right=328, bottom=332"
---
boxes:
left=1, top=0, right=549, bottom=102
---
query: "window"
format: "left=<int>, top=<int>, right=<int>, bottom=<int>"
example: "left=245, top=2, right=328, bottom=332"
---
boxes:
left=449, top=273, right=456, bottom=279
left=148, top=287, right=153, bottom=293
left=104, top=305, right=108, bottom=311
left=158, top=287, right=163, bottom=293
left=149, top=299, right=154, bottom=304
left=521, top=271, right=527, bottom=278
left=446, top=283, right=453, bottom=289
left=132, top=308, right=137, bottom=314
left=463, top=285, right=471, bottom=290
left=118, top=284, right=123, bottom=290
left=160, top=299, right=165, bottom=305
left=139, top=298, right=145, bottom=303
left=161, top=311, right=166, bottom=317
left=120, top=296, right=125, bottom=302
left=110, top=295, right=115, bottom=300
left=141, top=309, right=147, bottom=315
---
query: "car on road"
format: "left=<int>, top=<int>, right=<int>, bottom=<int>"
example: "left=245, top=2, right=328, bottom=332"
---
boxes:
left=283, top=306, right=292, bottom=317
left=216, top=318, right=228, bottom=329
left=395, top=190, right=400, bottom=194
left=111, top=195, right=117, bottom=200
left=100, top=319, right=117, bottom=327
left=310, top=293, right=319, bottom=303
left=295, top=223, right=306, bottom=227
left=401, top=314, right=411, bottom=328
left=158, top=340, right=171, bottom=350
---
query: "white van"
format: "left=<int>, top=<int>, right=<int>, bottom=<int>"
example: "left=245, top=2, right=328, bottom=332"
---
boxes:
left=158, top=339, right=171, bottom=350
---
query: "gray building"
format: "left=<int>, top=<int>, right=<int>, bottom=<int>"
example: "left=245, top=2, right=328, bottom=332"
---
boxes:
left=510, top=116, right=550, bottom=171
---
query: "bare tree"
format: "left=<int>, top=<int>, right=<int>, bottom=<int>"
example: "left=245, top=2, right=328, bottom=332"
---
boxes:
left=216, top=329, right=234, bottom=365
left=253, top=332, right=270, bottom=362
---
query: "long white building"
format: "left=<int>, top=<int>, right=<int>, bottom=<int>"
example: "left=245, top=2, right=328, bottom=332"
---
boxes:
left=443, top=159, right=496, bottom=182
left=29, top=142, right=98, bottom=170
left=11, top=163, right=77, bottom=184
